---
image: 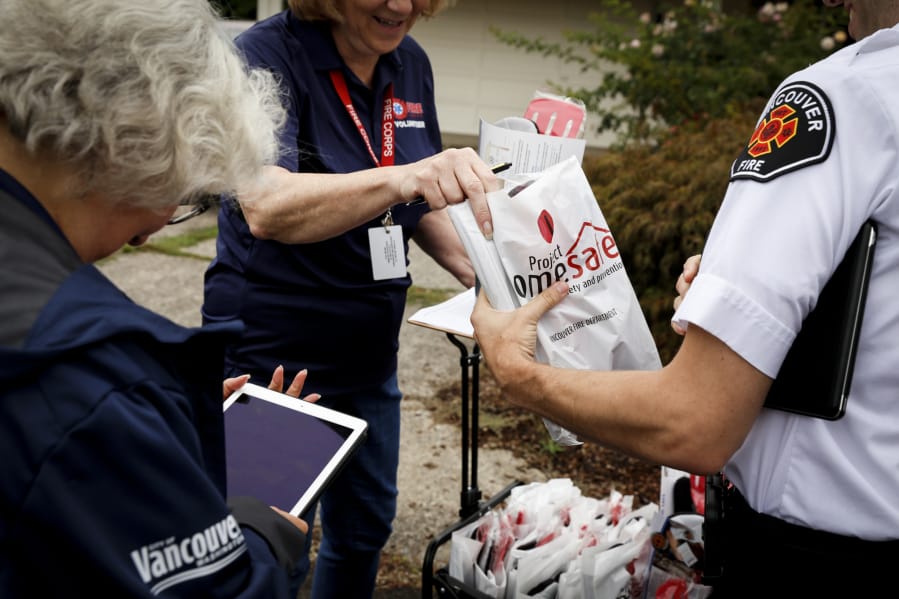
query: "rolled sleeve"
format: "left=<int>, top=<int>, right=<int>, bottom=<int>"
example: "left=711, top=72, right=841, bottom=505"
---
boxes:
left=672, top=273, right=794, bottom=378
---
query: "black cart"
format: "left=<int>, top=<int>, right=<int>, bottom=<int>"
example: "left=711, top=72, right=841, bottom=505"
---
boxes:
left=419, top=333, right=523, bottom=599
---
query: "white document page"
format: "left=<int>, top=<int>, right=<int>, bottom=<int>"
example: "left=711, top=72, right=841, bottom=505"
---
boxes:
left=478, top=119, right=586, bottom=176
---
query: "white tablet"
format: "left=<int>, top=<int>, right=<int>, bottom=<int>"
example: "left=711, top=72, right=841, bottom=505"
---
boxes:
left=223, top=382, right=368, bottom=517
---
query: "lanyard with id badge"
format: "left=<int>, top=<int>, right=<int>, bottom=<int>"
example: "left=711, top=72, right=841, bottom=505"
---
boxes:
left=330, top=70, right=406, bottom=281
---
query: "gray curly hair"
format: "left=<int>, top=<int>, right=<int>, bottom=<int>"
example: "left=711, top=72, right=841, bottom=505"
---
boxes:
left=0, top=0, right=285, bottom=210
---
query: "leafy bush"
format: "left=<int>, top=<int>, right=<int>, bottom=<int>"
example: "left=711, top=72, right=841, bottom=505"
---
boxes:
left=211, top=0, right=263, bottom=20
left=493, top=0, right=849, bottom=144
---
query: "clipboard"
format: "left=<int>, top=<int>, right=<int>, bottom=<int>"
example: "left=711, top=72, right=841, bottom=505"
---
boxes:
left=763, top=220, right=877, bottom=420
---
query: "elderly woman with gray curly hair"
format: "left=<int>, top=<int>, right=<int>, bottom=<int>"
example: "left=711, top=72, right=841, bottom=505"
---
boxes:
left=0, top=0, right=313, bottom=596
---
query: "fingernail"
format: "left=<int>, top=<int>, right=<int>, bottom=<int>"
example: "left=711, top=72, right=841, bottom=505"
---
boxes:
left=554, top=281, right=570, bottom=294
left=482, top=220, right=493, bottom=240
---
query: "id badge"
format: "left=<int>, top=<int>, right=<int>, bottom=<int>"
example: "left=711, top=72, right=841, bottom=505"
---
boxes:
left=368, top=224, right=407, bottom=280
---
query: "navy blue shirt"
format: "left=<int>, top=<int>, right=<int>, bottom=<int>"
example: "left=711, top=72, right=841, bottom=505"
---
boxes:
left=203, top=12, right=441, bottom=394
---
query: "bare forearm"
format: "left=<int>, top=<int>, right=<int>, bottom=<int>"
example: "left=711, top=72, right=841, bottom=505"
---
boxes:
left=241, top=167, right=402, bottom=243
left=241, top=148, right=501, bottom=245
left=489, top=359, right=708, bottom=469
left=473, top=285, right=771, bottom=474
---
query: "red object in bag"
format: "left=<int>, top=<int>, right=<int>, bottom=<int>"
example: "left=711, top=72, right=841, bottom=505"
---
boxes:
left=656, top=578, right=689, bottom=599
left=524, top=95, right=586, bottom=138
left=690, top=475, right=705, bottom=516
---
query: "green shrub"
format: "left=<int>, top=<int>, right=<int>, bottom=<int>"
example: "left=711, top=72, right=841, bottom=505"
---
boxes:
left=211, top=0, right=261, bottom=20
left=493, top=0, right=848, bottom=144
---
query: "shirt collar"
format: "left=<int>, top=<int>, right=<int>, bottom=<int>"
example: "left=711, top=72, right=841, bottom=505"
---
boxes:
left=0, top=167, right=68, bottom=240
left=854, top=24, right=899, bottom=55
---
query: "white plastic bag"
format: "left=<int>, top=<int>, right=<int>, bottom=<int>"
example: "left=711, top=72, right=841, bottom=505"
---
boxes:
left=449, top=156, right=662, bottom=445
left=449, top=518, right=486, bottom=587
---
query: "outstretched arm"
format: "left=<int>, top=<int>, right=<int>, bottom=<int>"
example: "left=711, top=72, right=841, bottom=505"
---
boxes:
left=470, top=280, right=771, bottom=474
left=239, top=148, right=500, bottom=244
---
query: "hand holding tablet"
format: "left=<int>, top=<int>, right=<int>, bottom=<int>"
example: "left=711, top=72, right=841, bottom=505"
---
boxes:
left=223, top=382, right=368, bottom=517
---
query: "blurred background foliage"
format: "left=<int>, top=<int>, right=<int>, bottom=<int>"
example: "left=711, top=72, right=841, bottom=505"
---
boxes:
left=212, top=0, right=270, bottom=19
left=493, top=0, right=848, bottom=144
left=497, top=0, right=849, bottom=362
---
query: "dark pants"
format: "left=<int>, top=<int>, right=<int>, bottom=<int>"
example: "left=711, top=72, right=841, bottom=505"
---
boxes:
left=705, top=477, right=899, bottom=597
left=301, top=374, right=402, bottom=599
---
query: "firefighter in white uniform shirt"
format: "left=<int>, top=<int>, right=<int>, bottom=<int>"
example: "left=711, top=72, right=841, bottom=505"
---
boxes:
left=469, top=0, right=899, bottom=595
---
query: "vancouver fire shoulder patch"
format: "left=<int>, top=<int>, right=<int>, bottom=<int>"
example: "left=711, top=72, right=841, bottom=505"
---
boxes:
left=730, top=81, right=835, bottom=182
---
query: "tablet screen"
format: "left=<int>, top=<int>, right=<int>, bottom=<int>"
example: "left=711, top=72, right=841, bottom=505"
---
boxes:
left=223, top=385, right=367, bottom=516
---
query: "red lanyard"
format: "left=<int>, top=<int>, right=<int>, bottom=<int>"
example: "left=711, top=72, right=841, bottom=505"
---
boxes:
left=329, top=70, right=395, bottom=167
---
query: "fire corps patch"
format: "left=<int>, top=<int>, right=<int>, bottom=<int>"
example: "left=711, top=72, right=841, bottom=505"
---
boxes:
left=730, top=81, right=835, bottom=182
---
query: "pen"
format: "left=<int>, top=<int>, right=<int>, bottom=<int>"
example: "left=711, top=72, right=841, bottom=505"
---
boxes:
left=405, top=161, right=513, bottom=207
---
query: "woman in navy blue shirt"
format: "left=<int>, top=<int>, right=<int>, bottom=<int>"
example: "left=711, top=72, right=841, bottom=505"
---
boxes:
left=202, top=1, right=499, bottom=597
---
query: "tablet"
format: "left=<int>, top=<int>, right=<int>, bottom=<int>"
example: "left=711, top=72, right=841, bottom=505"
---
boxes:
left=223, top=382, right=368, bottom=516
left=764, top=220, right=877, bottom=420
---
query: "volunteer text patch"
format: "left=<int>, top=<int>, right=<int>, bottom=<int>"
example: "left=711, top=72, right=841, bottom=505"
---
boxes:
left=730, top=81, right=835, bottom=182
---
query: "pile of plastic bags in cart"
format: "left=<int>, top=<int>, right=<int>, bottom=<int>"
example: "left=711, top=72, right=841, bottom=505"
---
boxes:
left=447, top=478, right=713, bottom=598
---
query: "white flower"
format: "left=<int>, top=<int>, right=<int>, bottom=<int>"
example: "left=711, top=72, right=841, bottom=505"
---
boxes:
left=820, top=36, right=835, bottom=51
left=759, top=2, right=775, bottom=17
left=651, top=43, right=665, bottom=57
left=775, top=2, right=789, bottom=12
left=630, top=38, right=642, bottom=49
left=640, top=12, right=651, bottom=24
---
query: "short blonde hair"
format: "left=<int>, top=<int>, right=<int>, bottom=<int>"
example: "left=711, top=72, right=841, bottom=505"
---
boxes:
left=288, top=0, right=447, bottom=23
left=0, top=0, right=286, bottom=210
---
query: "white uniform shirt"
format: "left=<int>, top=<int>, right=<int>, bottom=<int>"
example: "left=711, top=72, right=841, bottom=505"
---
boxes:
left=673, top=26, right=899, bottom=540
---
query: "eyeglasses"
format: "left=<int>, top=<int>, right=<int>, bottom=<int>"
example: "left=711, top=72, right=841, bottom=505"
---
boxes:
left=167, top=195, right=217, bottom=225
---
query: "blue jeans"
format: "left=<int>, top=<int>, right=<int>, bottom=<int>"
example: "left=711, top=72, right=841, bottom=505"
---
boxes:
left=294, top=373, right=402, bottom=599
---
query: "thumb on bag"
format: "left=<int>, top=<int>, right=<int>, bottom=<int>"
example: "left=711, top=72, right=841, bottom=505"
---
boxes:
left=531, top=280, right=570, bottom=316
left=473, top=279, right=568, bottom=322
left=471, top=280, right=568, bottom=357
